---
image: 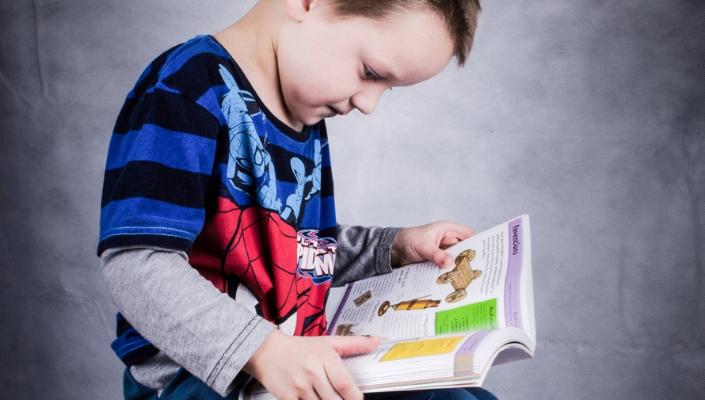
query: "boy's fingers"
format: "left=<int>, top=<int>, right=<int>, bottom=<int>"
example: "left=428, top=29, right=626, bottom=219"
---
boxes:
left=456, top=225, right=476, bottom=239
left=327, top=335, right=381, bottom=356
left=313, top=373, right=345, bottom=400
left=322, top=359, right=362, bottom=400
left=438, top=225, right=475, bottom=247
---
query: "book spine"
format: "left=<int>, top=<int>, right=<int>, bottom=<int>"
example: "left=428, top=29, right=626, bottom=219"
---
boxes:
left=326, top=281, right=356, bottom=335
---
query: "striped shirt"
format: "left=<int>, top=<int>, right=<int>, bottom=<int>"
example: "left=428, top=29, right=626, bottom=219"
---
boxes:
left=100, top=35, right=338, bottom=366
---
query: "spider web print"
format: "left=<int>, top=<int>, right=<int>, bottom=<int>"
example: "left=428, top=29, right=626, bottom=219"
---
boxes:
left=190, top=196, right=331, bottom=336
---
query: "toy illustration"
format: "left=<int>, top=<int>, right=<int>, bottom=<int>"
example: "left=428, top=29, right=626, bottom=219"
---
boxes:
left=334, top=323, right=356, bottom=336
left=353, top=290, right=372, bottom=307
left=378, top=296, right=441, bottom=316
left=436, top=249, right=482, bottom=303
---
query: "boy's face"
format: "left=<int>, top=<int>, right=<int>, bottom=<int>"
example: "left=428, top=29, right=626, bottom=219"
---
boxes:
left=277, top=1, right=455, bottom=127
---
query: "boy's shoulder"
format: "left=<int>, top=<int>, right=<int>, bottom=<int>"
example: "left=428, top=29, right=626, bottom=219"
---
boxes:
left=133, top=35, right=236, bottom=102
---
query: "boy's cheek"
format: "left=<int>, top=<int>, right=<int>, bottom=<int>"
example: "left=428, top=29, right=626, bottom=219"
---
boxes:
left=284, top=88, right=321, bottom=123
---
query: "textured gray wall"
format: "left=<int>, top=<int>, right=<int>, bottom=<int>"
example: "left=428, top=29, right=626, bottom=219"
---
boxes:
left=1, top=1, right=703, bottom=399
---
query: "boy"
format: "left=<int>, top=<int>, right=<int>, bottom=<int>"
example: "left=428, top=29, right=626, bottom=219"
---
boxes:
left=99, top=0, right=493, bottom=399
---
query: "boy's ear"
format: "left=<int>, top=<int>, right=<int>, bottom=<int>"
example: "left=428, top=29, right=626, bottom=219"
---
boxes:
left=284, top=0, right=316, bottom=22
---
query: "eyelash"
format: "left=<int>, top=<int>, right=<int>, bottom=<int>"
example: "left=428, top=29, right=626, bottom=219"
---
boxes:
left=363, top=65, right=379, bottom=82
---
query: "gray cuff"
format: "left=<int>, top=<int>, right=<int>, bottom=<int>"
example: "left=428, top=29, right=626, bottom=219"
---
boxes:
left=208, top=318, right=275, bottom=395
left=371, top=227, right=402, bottom=275
left=334, top=225, right=402, bottom=286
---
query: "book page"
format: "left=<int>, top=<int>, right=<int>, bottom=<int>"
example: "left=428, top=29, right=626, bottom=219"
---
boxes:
left=328, top=216, right=530, bottom=341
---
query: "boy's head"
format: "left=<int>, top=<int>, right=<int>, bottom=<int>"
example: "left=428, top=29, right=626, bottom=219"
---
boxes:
left=326, top=0, right=481, bottom=67
left=272, top=0, right=481, bottom=127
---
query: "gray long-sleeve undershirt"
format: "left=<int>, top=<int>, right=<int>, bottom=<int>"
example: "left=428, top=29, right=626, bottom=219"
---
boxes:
left=101, top=225, right=401, bottom=396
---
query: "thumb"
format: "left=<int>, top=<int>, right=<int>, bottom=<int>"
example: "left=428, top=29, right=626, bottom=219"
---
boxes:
left=429, top=248, right=454, bottom=269
left=326, top=335, right=381, bottom=356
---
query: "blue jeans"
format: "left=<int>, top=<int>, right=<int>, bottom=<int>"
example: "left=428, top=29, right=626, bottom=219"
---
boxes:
left=365, top=387, right=497, bottom=400
left=124, top=368, right=498, bottom=400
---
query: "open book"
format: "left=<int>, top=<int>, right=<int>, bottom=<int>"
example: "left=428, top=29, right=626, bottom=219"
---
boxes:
left=246, top=215, right=534, bottom=398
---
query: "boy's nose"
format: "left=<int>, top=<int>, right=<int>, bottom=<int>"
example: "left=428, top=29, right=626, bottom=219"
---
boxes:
left=351, top=88, right=385, bottom=115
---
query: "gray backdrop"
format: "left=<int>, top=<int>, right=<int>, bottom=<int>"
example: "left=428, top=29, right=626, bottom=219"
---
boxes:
left=1, top=0, right=703, bottom=399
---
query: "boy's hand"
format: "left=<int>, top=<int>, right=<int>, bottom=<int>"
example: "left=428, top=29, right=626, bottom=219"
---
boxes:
left=244, top=330, right=380, bottom=400
left=391, top=221, right=475, bottom=269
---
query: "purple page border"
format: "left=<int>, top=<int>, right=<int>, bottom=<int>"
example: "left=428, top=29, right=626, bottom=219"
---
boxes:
left=504, top=218, right=524, bottom=329
left=456, top=330, right=492, bottom=356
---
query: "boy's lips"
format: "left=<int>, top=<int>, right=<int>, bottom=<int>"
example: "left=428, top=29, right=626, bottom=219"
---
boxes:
left=326, top=106, right=341, bottom=117
left=327, top=105, right=348, bottom=117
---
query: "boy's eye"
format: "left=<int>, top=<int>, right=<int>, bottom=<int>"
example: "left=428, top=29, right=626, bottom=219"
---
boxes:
left=363, top=65, right=379, bottom=82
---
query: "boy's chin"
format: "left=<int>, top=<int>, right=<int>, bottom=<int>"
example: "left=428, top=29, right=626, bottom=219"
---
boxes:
left=291, top=106, right=341, bottom=127
left=297, top=114, right=327, bottom=127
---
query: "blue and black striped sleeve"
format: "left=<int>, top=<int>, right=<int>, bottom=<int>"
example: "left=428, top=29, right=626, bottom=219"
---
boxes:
left=98, top=81, right=220, bottom=255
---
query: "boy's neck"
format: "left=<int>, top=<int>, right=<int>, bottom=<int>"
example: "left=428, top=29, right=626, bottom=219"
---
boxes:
left=214, top=0, right=304, bottom=131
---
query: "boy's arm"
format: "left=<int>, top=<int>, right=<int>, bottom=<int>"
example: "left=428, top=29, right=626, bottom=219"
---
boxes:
left=103, top=247, right=381, bottom=399
left=333, top=224, right=401, bottom=286
left=101, top=246, right=276, bottom=396
left=334, top=221, right=475, bottom=285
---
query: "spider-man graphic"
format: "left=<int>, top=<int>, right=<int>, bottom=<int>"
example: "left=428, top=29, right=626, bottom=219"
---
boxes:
left=187, top=66, right=336, bottom=337
left=190, top=197, right=334, bottom=336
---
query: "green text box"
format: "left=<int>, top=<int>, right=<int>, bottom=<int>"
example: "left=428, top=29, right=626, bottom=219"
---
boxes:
left=435, top=298, right=499, bottom=335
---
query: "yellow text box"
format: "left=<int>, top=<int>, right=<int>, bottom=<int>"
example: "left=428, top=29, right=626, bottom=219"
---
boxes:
left=380, top=336, right=465, bottom=361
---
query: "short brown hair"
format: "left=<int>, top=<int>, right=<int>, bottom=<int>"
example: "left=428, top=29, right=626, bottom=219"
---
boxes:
left=327, top=0, right=481, bottom=66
